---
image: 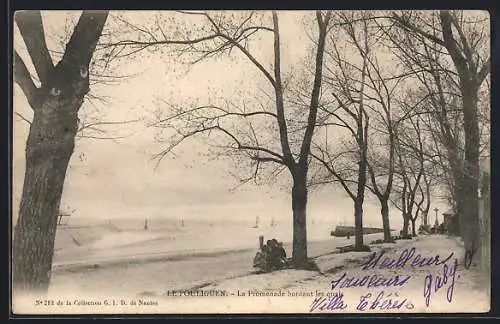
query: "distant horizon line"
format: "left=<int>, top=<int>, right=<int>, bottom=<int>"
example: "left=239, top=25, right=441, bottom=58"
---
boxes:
left=60, top=215, right=393, bottom=228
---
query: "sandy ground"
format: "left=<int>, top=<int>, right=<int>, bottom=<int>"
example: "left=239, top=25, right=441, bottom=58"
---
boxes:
left=203, top=235, right=490, bottom=314
left=13, top=224, right=489, bottom=315
left=48, top=233, right=391, bottom=296
left=51, top=218, right=378, bottom=267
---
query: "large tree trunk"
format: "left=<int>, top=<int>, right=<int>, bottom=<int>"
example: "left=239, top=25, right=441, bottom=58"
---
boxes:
left=354, top=199, right=364, bottom=250
left=411, top=218, right=417, bottom=237
left=380, top=198, right=392, bottom=242
left=402, top=214, right=410, bottom=238
left=13, top=103, right=79, bottom=295
left=274, top=11, right=329, bottom=269
left=457, top=86, right=481, bottom=265
left=12, top=11, right=108, bottom=296
left=291, top=175, right=308, bottom=268
left=354, top=158, right=368, bottom=250
left=438, top=11, right=485, bottom=266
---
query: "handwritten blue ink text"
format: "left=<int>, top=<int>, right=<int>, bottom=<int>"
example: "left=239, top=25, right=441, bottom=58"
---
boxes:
left=309, top=294, right=347, bottom=312
left=423, top=258, right=459, bottom=307
left=331, top=272, right=411, bottom=290
left=361, top=247, right=454, bottom=271
left=357, top=291, right=414, bottom=311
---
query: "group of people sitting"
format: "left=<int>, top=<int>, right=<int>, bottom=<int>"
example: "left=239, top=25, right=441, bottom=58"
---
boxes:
left=253, top=238, right=288, bottom=272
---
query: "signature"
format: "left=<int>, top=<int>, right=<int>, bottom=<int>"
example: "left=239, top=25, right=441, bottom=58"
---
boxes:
left=361, top=247, right=454, bottom=271
left=331, top=272, right=411, bottom=290
left=423, top=258, right=459, bottom=307
left=309, top=294, right=348, bottom=312
left=316, top=247, right=464, bottom=311
left=357, top=291, right=414, bottom=311
left=309, top=291, right=414, bottom=312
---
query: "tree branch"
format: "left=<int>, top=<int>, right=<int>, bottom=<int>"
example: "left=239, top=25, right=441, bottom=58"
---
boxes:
left=366, top=159, right=384, bottom=198
left=153, top=104, right=277, bottom=126
left=13, top=50, right=39, bottom=108
left=477, top=58, right=490, bottom=85
left=391, top=12, right=446, bottom=46
left=439, top=11, right=469, bottom=77
left=14, top=112, right=32, bottom=125
left=152, top=124, right=284, bottom=169
left=62, top=11, right=109, bottom=68
left=310, top=151, right=356, bottom=200
left=271, top=11, right=293, bottom=166
left=15, top=11, right=54, bottom=85
left=299, top=10, right=331, bottom=167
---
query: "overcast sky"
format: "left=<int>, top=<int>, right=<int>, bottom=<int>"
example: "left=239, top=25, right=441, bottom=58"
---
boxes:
left=12, top=11, right=462, bottom=229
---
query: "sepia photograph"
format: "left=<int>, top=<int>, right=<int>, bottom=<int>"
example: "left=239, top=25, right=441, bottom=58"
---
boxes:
left=11, top=10, right=490, bottom=314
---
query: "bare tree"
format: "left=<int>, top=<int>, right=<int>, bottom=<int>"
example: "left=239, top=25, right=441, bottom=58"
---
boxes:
left=360, top=24, right=401, bottom=244
left=14, top=13, right=141, bottom=142
left=108, top=11, right=332, bottom=267
left=391, top=115, right=426, bottom=237
left=392, top=86, right=444, bottom=237
left=383, top=26, right=465, bottom=216
left=311, top=12, right=372, bottom=251
left=12, top=10, right=108, bottom=295
left=391, top=9, right=490, bottom=264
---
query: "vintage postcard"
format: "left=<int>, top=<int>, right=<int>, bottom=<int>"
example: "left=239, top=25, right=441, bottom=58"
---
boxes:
left=11, top=10, right=490, bottom=314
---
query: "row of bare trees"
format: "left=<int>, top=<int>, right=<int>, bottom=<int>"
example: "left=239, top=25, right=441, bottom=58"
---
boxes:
left=390, top=11, right=490, bottom=259
left=12, top=10, right=489, bottom=295
left=120, top=9, right=489, bottom=261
